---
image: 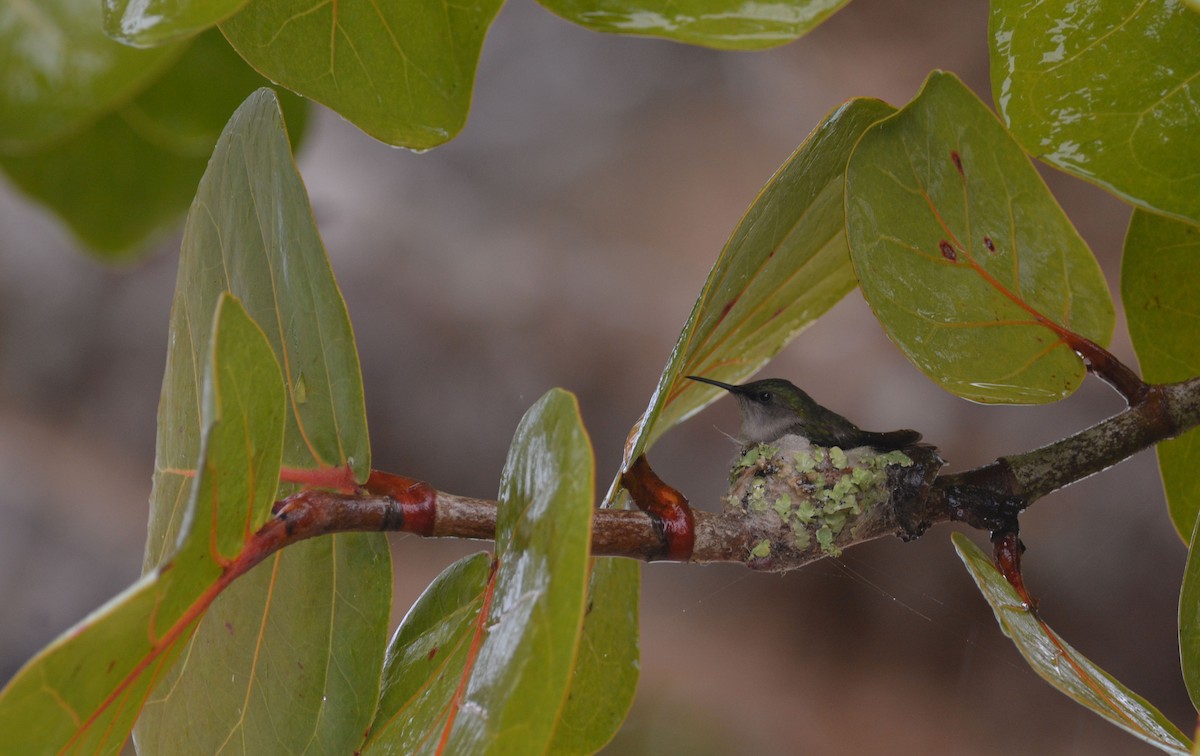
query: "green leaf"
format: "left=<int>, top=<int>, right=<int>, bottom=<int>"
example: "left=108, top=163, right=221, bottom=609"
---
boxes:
left=451, top=389, right=597, bottom=752
left=364, top=552, right=493, bottom=753
left=1181, top=513, right=1200, bottom=713
left=619, top=97, right=894, bottom=476
left=0, top=0, right=182, bottom=150
left=990, top=0, right=1200, bottom=225
left=846, top=71, right=1114, bottom=404
left=1122, top=209, right=1200, bottom=541
left=0, top=293, right=285, bottom=754
left=139, top=538, right=392, bottom=754
left=952, top=533, right=1192, bottom=755
left=547, top=558, right=640, bottom=754
left=1122, top=206, right=1200, bottom=719
left=0, top=30, right=309, bottom=260
left=194, top=295, right=289, bottom=554
left=145, top=87, right=367, bottom=562
left=364, top=389, right=599, bottom=753
left=103, top=0, right=249, bottom=46
left=136, top=88, right=388, bottom=754
left=220, top=0, right=505, bottom=149
left=536, top=0, right=847, bottom=50
left=366, top=559, right=637, bottom=756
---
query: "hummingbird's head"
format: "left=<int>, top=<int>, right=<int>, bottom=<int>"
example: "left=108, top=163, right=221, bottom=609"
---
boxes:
left=687, top=376, right=818, bottom=445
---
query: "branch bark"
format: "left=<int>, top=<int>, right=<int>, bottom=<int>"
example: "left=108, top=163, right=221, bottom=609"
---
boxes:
left=921, top=378, right=1200, bottom=532
left=266, top=376, right=1200, bottom=572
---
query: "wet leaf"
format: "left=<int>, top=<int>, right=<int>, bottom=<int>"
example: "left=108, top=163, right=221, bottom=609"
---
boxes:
left=620, top=97, right=894, bottom=475
left=0, top=0, right=182, bottom=150
left=1122, top=209, right=1200, bottom=541
left=536, top=0, right=847, bottom=50
left=220, top=0, right=504, bottom=149
left=363, top=389, right=601, bottom=753
left=446, top=388, right=597, bottom=752
left=990, top=0, right=1200, bottom=225
left=953, top=533, right=1192, bottom=755
left=103, top=0, right=248, bottom=46
left=136, top=89, right=388, bottom=754
left=0, top=294, right=285, bottom=754
left=846, top=71, right=1114, bottom=404
left=363, top=553, right=493, bottom=754
left=0, top=31, right=308, bottom=260
left=547, top=558, right=640, bottom=754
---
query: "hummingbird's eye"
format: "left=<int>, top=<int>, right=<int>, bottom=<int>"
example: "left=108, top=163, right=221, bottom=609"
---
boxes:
left=757, top=391, right=772, bottom=403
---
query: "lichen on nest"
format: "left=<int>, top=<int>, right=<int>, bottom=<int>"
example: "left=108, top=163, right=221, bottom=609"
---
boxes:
left=726, top=435, right=937, bottom=568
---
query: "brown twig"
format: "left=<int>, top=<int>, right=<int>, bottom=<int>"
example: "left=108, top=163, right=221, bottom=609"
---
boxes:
left=254, top=376, right=1200, bottom=573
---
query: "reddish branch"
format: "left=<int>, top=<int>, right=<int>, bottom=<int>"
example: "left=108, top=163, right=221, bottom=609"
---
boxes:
left=255, top=376, right=1200, bottom=573
left=1074, top=335, right=1149, bottom=404
left=272, top=485, right=746, bottom=564
left=619, top=456, right=695, bottom=560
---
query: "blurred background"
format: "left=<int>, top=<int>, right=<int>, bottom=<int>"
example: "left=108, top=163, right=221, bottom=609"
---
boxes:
left=0, top=0, right=1190, bottom=752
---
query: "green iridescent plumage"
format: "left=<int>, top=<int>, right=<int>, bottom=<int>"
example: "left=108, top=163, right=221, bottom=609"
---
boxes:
left=687, top=376, right=921, bottom=451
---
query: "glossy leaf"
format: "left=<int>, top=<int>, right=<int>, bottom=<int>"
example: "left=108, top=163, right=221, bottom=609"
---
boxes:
left=104, top=0, right=248, bottom=47
left=954, top=533, right=1192, bottom=754
left=220, top=0, right=504, bottom=149
left=1122, top=210, right=1200, bottom=541
left=536, top=0, right=847, bottom=50
left=619, top=97, right=894, bottom=480
left=0, top=294, right=285, bottom=754
left=547, top=558, right=640, bottom=754
left=364, top=553, right=493, bottom=754
left=990, top=0, right=1200, bottom=225
left=0, top=0, right=182, bottom=150
left=846, top=71, right=1114, bottom=404
left=448, top=388, right=598, bottom=752
left=364, top=389, right=600, bottom=753
left=136, top=89, right=388, bottom=753
left=0, top=31, right=309, bottom=260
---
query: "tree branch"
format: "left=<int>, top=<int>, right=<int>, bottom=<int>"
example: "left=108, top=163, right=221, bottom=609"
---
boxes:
left=265, top=376, right=1200, bottom=573
left=923, top=377, right=1200, bottom=531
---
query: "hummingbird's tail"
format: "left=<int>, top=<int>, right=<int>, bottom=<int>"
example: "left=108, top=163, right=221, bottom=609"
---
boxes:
left=861, top=428, right=923, bottom=451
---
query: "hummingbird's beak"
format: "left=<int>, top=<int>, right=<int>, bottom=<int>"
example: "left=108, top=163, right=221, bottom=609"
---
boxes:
left=685, top=375, right=738, bottom=392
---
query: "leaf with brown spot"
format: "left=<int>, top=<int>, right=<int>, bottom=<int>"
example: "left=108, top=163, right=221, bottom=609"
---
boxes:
left=846, top=72, right=1114, bottom=404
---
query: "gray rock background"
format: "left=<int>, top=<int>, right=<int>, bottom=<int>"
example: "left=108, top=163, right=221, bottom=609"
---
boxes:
left=0, top=1, right=1187, bottom=752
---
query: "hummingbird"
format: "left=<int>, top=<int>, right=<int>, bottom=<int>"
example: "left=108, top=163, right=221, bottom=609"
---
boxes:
left=687, top=376, right=921, bottom=451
